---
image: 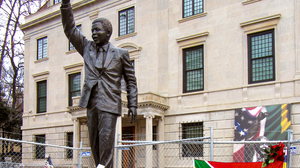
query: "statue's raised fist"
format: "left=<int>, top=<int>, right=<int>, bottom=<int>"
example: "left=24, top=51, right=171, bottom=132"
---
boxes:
left=62, top=0, right=70, bottom=4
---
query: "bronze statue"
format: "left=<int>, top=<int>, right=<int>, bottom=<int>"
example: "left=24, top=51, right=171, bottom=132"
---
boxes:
left=60, top=0, right=138, bottom=167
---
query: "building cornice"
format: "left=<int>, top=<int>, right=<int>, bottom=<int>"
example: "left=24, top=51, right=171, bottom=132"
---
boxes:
left=32, top=71, right=50, bottom=78
left=240, top=14, right=281, bottom=27
left=63, top=62, right=84, bottom=70
left=121, top=101, right=169, bottom=111
left=176, top=32, right=209, bottom=43
left=68, top=92, right=169, bottom=118
left=20, top=0, right=94, bottom=30
left=240, top=14, right=281, bottom=34
left=20, top=0, right=131, bottom=30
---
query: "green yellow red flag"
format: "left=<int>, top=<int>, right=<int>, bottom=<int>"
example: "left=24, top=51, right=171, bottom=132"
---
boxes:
left=194, top=159, right=262, bottom=168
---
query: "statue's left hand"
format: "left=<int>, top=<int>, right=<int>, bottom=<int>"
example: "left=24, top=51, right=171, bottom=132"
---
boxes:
left=128, top=107, right=137, bottom=123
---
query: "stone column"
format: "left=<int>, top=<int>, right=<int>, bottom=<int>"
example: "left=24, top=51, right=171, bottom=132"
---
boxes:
left=158, top=117, right=165, bottom=168
left=144, top=113, right=154, bottom=168
left=73, top=118, right=80, bottom=166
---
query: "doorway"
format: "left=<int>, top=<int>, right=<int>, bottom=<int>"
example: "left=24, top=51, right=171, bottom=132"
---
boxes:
left=122, top=126, right=135, bottom=168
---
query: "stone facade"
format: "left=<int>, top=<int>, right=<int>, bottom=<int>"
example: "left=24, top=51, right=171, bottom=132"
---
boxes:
left=21, top=0, right=300, bottom=166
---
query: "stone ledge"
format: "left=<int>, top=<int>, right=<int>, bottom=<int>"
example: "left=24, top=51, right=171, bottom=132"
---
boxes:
left=65, top=49, right=77, bottom=55
left=32, top=71, right=50, bottom=78
left=34, top=57, right=49, bottom=64
left=242, top=0, right=262, bottom=5
left=63, top=62, right=84, bottom=70
left=176, top=31, right=209, bottom=48
left=115, top=32, right=137, bottom=41
left=32, top=71, right=50, bottom=82
left=21, top=121, right=73, bottom=130
left=240, top=14, right=281, bottom=27
left=178, top=12, right=207, bottom=23
left=176, top=32, right=209, bottom=43
left=240, top=14, right=281, bottom=33
left=67, top=106, right=84, bottom=112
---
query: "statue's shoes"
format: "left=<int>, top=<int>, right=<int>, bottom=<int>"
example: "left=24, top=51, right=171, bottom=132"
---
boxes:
left=97, top=164, right=105, bottom=168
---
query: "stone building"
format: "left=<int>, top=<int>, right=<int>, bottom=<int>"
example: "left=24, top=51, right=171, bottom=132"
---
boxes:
left=21, top=0, right=300, bottom=167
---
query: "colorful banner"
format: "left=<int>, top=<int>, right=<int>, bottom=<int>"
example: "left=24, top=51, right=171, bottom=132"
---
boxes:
left=233, top=104, right=291, bottom=162
left=194, top=159, right=263, bottom=168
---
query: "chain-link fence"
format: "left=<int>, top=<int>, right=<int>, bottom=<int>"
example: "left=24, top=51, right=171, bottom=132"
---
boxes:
left=116, top=139, right=300, bottom=168
left=115, top=128, right=300, bottom=168
left=0, top=137, right=95, bottom=168
left=0, top=130, right=299, bottom=168
left=116, top=136, right=211, bottom=168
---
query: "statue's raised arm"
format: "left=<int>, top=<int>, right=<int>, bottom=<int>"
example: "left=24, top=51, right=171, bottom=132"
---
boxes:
left=60, top=0, right=87, bottom=56
left=62, top=0, right=70, bottom=4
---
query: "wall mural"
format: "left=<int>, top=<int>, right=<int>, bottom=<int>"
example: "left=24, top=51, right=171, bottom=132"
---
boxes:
left=233, top=104, right=291, bottom=162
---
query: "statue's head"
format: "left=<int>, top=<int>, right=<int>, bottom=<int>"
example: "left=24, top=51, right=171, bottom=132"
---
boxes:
left=91, top=18, right=113, bottom=46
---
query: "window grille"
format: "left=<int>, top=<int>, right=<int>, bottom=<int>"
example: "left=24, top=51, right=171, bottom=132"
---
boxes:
left=37, top=81, right=47, bottom=113
left=54, top=0, right=61, bottom=4
left=119, top=7, right=135, bottom=36
left=35, top=134, right=45, bottom=159
left=66, top=132, right=73, bottom=159
left=69, top=73, right=81, bottom=106
left=183, top=45, right=204, bottom=93
left=248, top=29, right=275, bottom=84
left=180, top=122, right=203, bottom=157
left=183, top=0, right=203, bottom=18
left=37, top=37, right=47, bottom=60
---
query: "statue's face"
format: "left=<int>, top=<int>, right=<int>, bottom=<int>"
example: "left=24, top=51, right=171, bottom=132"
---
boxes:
left=91, top=22, right=109, bottom=46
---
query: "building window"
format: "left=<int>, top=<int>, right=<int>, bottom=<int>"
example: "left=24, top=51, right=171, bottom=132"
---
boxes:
left=181, top=122, right=203, bottom=157
left=54, top=0, right=61, bottom=4
left=69, top=25, right=82, bottom=51
left=248, top=29, right=275, bottom=84
left=37, top=81, right=47, bottom=113
left=119, top=7, right=135, bottom=36
left=37, top=37, right=47, bottom=60
left=66, top=132, right=73, bottom=159
left=183, top=0, right=203, bottom=18
left=35, top=135, right=45, bottom=159
left=69, top=73, right=81, bottom=106
left=183, top=45, right=204, bottom=93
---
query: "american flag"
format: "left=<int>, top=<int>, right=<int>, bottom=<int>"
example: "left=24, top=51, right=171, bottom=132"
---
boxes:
left=44, top=156, right=54, bottom=168
left=233, top=107, right=267, bottom=162
left=234, top=107, right=263, bottom=141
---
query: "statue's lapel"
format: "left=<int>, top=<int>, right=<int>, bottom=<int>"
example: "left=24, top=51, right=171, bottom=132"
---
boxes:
left=88, top=43, right=101, bottom=76
left=104, top=45, right=115, bottom=69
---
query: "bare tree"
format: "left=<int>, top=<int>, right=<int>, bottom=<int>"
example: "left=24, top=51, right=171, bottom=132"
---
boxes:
left=0, top=0, right=17, bottom=80
left=0, top=0, right=47, bottom=142
left=0, top=1, right=47, bottom=158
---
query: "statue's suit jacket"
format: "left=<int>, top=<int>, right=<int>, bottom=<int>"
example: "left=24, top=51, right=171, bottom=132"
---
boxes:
left=61, top=5, right=137, bottom=115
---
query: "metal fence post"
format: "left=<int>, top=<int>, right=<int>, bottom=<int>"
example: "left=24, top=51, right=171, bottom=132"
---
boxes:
left=116, top=134, right=120, bottom=168
left=287, top=129, right=293, bottom=168
left=78, top=142, right=82, bottom=168
left=210, top=127, right=213, bottom=161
